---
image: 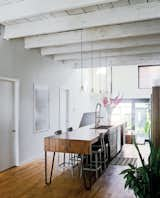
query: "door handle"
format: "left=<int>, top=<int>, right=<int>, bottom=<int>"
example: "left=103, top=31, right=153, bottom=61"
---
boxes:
left=12, top=130, right=16, bottom=133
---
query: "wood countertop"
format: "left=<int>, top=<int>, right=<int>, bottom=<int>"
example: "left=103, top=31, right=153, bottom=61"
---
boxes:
left=44, top=122, right=125, bottom=155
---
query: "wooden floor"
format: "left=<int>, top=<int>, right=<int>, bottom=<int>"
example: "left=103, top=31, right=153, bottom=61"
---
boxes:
left=0, top=144, right=150, bottom=198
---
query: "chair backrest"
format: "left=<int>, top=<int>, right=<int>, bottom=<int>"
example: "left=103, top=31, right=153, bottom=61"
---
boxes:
left=67, top=127, right=73, bottom=132
left=54, top=130, right=62, bottom=135
left=99, top=133, right=107, bottom=152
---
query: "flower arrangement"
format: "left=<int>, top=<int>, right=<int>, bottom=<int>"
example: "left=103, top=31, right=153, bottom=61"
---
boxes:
left=102, top=95, right=122, bottom=109
left=102, top=95, right=122, bottom=123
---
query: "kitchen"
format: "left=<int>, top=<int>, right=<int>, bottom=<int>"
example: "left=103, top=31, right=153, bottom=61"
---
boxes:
left=0, top=1, right=160, bottom=198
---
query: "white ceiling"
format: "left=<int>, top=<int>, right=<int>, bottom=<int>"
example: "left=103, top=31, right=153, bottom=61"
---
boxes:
left=0, top=0, right=160, bottom=66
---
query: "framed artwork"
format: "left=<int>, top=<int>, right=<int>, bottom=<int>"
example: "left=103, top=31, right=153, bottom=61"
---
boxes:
left=138, top=65, right=160, bottom=89
left=33, top=84, right=50, bottom=133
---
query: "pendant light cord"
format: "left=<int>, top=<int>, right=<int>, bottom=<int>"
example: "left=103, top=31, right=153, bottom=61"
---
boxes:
left=91, top=42, right=94, bottom=92
left=105, top=57, right=108, bottom=95
left=99, top=51, right=102, bottom=94
left=80, top=29, right=83, bottom=89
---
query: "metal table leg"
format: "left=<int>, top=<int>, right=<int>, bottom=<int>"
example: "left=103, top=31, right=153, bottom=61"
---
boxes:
left=45, top=151, right=55, bottom=185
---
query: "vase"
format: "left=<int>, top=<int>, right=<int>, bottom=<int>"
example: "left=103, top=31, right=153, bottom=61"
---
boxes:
left=105, top=107, right=112, bottom=124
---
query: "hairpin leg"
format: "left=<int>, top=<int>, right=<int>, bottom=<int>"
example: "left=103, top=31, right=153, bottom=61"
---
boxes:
left=45, top=151, right=55, bottom=184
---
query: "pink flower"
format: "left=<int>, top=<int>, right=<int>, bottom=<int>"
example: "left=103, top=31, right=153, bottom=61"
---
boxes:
left=102, top=95, right=122, bottom=109
left=103, top=97, right=108, bottom=107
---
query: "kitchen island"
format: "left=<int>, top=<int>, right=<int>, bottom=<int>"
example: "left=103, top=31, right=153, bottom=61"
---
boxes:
left=44, top=122, right=126, bottom=185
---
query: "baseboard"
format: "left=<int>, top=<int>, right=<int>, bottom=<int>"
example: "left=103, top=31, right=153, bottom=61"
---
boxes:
left=19, top=153, right=43, bottom=166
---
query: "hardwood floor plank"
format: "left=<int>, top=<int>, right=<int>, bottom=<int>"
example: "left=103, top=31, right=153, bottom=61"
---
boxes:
left=0, top=144, right=150, bottom=198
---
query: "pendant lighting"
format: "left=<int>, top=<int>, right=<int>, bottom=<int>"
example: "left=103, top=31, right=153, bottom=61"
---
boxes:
left=105, top=57, right=109, bottom=96
left=99, top=51, right=102, bottom=94
left=80, top=29, right=84, bottom=92
left=110, top=65, right=113, bottom=96
left=91, top=42, right=94, bottom=93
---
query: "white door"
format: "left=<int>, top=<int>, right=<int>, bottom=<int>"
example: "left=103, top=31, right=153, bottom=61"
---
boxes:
left=59, top=89, right=70, bottom=131
left=0, top=80, right=15, bottom=172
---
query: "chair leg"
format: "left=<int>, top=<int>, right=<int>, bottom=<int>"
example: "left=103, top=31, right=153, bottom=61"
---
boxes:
left=95, top=153, right=98, bottom=179
left=63, top=153, right=66, bottom=166
left=99, top=152, right=103, bottom=173
left=83, top=171, right=92, bottom=190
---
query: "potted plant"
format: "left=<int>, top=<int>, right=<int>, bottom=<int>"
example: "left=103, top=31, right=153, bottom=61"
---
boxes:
left=121, top=141, right=160, bottom=198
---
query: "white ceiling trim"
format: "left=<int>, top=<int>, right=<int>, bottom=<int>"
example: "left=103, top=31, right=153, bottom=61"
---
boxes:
left=25, top=19, right=160, bottom=49
left=71, top=53, right=160, bottom=67
left=4, top=2, right=160, bottom=39
left=41, top=35, right=160, bottom=56
left=0, top=0, right=118, bottom=24
left=53, top=45, right=160, bottom=61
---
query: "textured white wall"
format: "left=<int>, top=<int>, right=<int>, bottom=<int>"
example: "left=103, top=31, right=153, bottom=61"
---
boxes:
left=0, top=34, right=97, bottom=164
left=112, top=65, right=151, bottom=98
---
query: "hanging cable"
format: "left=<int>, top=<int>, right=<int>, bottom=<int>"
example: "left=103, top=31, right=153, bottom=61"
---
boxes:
left=105, top=57, right=108, bottom=95
left=99, top=51, right=102, bottom=94
left=80, top=29, right=84, bottom=91
left=91, top=42, right=94, bottom=93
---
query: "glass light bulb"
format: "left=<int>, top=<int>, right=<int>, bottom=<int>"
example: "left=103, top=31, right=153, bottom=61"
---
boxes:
left=80, top=85, right=84, bottom=92
left=91, top=88, right=94, bottom=93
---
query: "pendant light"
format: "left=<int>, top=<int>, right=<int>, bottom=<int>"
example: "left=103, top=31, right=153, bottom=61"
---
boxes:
left=105, top=57, right=109, bottom=96
left=80, top=29, right=84, bottom=92
left=99, top=51, right=102, bottom=95
left=110, top=65, right=113, bottom=96
left=91, top=42, right=94, bottom=93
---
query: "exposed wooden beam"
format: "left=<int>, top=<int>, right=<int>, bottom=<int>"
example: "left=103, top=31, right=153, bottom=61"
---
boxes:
left=4, top=2, right=160, bottom=39
left=25, top=20, right=160, bottom=49
left=53, top=45, right=160, bottom=61
left=41, top=35, right=160, bottom=56
left=0, top=0, right=118, bottom=24
left=71, top=53, right=160, bottom=67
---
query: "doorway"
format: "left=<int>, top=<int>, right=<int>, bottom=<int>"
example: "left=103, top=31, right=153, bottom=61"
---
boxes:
left=0, top=78, right=19, bottom=172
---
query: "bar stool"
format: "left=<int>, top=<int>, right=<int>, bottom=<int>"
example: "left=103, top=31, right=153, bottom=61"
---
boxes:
left=82, top=133, right=107, bottom=179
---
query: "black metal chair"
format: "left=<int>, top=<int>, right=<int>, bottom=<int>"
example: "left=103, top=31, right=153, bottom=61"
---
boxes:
left=81, top=133, right=108, bottom=189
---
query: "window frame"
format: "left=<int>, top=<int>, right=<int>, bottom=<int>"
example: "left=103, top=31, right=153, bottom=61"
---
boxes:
left=114, top=98, right=150, bottom=130
left=138, top=65, right=160, bottom=89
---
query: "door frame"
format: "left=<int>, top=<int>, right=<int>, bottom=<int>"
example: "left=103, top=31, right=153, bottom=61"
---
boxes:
left=0, top=77, right=20, bottom=166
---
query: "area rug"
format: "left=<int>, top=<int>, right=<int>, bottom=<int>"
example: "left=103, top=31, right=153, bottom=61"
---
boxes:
left=111, top=157, right=137, bottom=166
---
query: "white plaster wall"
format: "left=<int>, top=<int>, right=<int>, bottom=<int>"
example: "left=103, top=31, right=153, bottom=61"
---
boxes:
left=0, top=35, right=97, bottom=164
left=112, top=65, right=151, bottom=98
left=0, top=32, right=151, bottom=164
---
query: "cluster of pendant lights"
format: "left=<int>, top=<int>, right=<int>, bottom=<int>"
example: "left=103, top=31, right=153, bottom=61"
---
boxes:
left=80, top=29, right=111, bottom=95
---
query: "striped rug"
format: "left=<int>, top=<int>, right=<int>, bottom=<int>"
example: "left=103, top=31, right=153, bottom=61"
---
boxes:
left=111, top=157, right=137, bottom=166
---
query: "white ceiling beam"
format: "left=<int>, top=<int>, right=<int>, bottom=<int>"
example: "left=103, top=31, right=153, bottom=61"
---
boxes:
left=4, top=2, right=160, bottom=39
left=71, top=53, right=160, bottom=67
left=53, top=45, right=160, bottom=61
left=41, top=35, right=160, bottom=56
left=25, top=19, right=160, bottom=49
left=0, top=0, right=118, bottom=24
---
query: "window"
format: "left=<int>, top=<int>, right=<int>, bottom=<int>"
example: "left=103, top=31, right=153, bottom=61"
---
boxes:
left=138, top=65, right=160, bottom=89
left=112, top=103, right=132, bottom=129
left=112, top=99, right=150, bottom=133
